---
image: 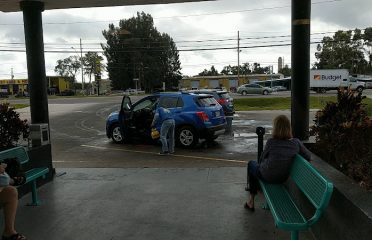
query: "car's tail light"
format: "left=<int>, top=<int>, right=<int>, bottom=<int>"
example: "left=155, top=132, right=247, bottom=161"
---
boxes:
left=196, top=111, right=209, bottom=122
left=218, top=98, right=227, bottom=104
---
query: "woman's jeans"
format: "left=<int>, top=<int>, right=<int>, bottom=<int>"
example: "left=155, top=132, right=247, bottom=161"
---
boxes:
left=247, top=160, right=261, bottom=195
left=160, top=119, right=175, bottom=153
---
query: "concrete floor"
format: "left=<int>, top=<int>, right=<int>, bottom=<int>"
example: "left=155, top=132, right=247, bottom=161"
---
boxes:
left=4, top=167, right=314, bottom=240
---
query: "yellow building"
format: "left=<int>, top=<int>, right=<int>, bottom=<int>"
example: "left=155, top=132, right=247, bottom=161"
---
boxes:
left=0, top=79, right=28, bottom=95
left=180, top=74, right=284, bottom=91
left=46, top=76, right=73, bottom=94
left=0, top=76, right=73, bottom=95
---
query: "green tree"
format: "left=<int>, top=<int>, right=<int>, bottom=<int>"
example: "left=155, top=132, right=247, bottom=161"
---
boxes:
left=363, top=27, right=372, bottom=72
left=54, top=56, right=81, bottom=91
left=102, top=12, right=181, bottom=92
left=279, top=65, right=291, bottom=77
left=221, top=65, right=233, bottom=75
left=0, top=103, right=29, bottom=150
left=251, top=62, right=270, bottom=74
left=220, top=62, right=251, bottom=75
left=198, top=65, right=219, bottom=76
left=82, top=52, right=105, bottom=94
left=314, top=28, right=369, bottom=74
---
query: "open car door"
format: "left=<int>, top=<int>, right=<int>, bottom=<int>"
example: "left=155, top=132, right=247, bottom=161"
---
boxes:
left=118, top=95, right=132, bottom=136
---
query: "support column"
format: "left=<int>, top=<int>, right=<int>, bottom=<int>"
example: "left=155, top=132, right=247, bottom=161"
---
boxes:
left=291, top=0, right=311, bottom=140
left=19, top=1, right=54, bottom=186
left=20, top=1, right=49, bottom=124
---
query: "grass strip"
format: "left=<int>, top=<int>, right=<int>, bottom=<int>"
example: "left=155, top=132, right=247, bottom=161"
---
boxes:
left=234, top=96, right=372, bottom=117
left=10, top=104, right=29, bottom=109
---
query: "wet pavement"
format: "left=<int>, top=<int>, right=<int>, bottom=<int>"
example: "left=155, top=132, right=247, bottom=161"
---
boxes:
left=5, top=167, right=314, bottom=240
left=5, top=98, right=320, bottom=239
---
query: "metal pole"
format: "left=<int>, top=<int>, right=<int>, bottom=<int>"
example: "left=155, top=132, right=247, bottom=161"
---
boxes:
left=246, top=126, right=265, bottom=191
left=256, top=127, right=265, bottom=163
left=80, top=38, right=84, bottom=91
left=237, top=31, right=240, bottom=81
left=291, top=0, right=311, bottom=140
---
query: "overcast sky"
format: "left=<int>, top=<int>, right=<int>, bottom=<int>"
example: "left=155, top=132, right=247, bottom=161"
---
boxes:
left=1, top=0, right=372, bottom=81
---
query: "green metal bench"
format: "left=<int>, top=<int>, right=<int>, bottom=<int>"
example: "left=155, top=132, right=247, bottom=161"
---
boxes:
left=258, top=154, right=333, bottom=240
left=0, top=146, right=49, bottom=206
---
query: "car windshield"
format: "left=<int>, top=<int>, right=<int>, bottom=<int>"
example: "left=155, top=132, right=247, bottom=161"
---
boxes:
left=195, top=96, right=218, bottom=107
left=133, top=99, right=156, bottom=112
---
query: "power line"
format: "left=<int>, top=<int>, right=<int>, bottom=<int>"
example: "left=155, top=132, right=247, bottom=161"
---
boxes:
left=0, top=29, right=348, bottom=47
left=0, top=41, right=324, bottom=54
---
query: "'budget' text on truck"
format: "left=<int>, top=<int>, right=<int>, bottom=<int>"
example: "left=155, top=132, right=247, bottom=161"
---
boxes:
left=310, top=69, right=365, bottom=93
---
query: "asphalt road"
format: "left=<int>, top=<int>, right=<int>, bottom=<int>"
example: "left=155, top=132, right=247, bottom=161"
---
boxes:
left=13, top=95, right=261, bottom=168
left=11, top=89, right=371, bottom=168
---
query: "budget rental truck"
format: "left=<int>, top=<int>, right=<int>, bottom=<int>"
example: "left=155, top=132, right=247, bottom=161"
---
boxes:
left=310, top=69, right=365, bottom=93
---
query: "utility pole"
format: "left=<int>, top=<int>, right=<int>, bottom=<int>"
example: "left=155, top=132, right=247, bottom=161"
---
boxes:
left=11, top=68, right=14, bottom=80
left=237, top=31, right=240, bottom=82
left=80, top=38, right=84, bottom=91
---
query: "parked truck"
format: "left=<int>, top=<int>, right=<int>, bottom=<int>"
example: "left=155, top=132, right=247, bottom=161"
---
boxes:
left=310, top=69, right=365, bottom=93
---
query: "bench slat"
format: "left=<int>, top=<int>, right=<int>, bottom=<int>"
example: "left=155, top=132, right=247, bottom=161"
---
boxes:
left=25, top=167, right=49, bottom=183
left=290, top=155, right=333, bottom=210
left=0, top=146, right=29, bottom=165
left=259, top=182, right=307, bottom=230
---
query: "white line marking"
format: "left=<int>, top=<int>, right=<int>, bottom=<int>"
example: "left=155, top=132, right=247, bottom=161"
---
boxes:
left=80, top=144, right=246, bottom=164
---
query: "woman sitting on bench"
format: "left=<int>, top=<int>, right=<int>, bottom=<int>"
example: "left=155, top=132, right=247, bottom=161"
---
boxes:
left=0, top=164, right=27, bottom=240
left=244, top=115, right=311, bottom=211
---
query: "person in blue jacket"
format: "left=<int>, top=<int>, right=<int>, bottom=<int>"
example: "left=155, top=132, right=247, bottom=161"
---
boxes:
left=151, top=106, right=175, bottom=155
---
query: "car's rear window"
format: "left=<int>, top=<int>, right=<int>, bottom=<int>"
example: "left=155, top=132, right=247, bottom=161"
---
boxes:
left=159, top=97, right=183, bottom=108
left=195, top=96, right=218, bottom=107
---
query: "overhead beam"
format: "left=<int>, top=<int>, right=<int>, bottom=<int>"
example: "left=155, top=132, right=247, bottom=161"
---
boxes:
left=1, top=0, right=214, bottom=12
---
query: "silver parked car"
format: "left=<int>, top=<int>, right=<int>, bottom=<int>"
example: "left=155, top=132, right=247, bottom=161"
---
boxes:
left=237, top=83, right=273, bottom=95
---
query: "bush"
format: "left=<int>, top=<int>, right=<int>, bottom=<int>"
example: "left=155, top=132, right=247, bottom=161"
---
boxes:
left=310, top=89, right=372, bottom=190
left=0, top=103, right=29, bottom=151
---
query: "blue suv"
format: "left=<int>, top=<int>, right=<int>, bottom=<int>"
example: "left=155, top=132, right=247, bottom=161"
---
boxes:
left=106, top=92, right=226, bottom=148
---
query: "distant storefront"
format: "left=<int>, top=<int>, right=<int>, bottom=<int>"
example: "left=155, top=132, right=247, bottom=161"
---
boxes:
left=180, top=74, right=284, bottom=91
left=0, top=76, right=72, bottom=95
left=0, top=79, right=28, bottom=95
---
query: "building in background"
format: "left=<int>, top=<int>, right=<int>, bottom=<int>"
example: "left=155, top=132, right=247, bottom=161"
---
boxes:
left=0, top=76, right=72, bottom=96
left=92, top=79, right=112, bottom=95
left=0, top=79, right=28, bottom=96
left=278, top=57, right=283, bottom=72
left=46, top=76, right=73, bottom=95
left=180, top=74, right=283, bottom=92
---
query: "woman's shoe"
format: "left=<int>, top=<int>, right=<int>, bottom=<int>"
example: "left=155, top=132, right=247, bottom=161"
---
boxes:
left=2, top=233, right=27, bottom=240
left=244, top=202, right=255, bottom=212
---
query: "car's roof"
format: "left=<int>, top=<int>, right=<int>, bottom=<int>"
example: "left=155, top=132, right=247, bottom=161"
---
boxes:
left=188, top=89, right=228, bottom=94
left=153, top=91, right=213, bottom=98
left=153, top=91, right=182, bottom=96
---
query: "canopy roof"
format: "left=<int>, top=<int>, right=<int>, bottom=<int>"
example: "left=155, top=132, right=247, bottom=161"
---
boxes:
left=0, top=0, right=212, bottom=12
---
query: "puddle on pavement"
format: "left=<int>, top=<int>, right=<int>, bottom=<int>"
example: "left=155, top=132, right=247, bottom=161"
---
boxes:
left=233, top=132, right=257, bottom=138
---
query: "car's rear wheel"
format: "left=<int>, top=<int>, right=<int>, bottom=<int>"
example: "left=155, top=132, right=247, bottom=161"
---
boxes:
left=263, top=90, right=269, bottom=95
left=111, top=124, right=123, bottom=143
left=177, top=126, right=198, bottom=148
